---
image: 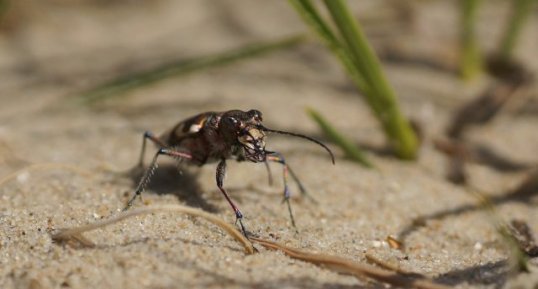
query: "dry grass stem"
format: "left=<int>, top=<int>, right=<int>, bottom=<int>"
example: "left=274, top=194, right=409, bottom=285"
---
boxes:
left=251, top=237, right=451, bottom=289
left=365, top=254, right=425, bottom=279
left=51, top=204, right=254, bottom=254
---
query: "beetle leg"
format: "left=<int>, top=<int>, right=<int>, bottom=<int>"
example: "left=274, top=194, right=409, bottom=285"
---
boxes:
left=265, top=152, right=300, bottom=229
left=216, top=159, right=248, bottom=237
left=264, top=160, right=273, bottom=186
left=137, top=131, right=168, bottom=168
left=236, top=156, right=272, bottom=186
left=124, top=148, right=192, bottom=211
left=268, top=152, right=316, bottom=202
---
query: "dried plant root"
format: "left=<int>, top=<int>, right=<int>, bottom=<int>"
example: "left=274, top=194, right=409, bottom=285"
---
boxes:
left=51, top=204, right=254, bottom=254
left=365, top=254, right=424, bottom=278
left=251, top=237, right=451, bottom=289
left=50, top=205, right=462, bottom=287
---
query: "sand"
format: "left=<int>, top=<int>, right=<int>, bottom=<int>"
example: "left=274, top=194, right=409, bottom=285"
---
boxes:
left=1, top=1, right=537, bottom=288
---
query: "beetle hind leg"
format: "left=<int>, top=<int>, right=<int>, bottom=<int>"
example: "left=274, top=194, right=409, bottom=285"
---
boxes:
left=136, top=131, right=168, bottom=168
left=124, top=148, right=192, bottom=211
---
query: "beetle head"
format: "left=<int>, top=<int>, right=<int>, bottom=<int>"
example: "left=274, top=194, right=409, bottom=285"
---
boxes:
left=219, top=109, right=335, bottom=165
left=219, top=109, right=266, bottom=162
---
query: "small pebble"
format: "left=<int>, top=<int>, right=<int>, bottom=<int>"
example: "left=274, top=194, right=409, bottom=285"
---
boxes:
left=17, top=171, right=30, bottom=183
left=372, top=240, right=382, bottom=248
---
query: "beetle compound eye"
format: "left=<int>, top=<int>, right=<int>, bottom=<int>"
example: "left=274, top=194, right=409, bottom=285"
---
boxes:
left=224, top=117, right=241, bottom=128
left=248, top=109, right=263, bottom=121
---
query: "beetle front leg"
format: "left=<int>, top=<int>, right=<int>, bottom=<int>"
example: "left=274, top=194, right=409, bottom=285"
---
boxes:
left=265, top=152, right=301, bottom=229
left=264, top=160, right=273, bottom=186
left=124, top=148, right=192, bottom=211
left=216, top=159, right=248, bottom=237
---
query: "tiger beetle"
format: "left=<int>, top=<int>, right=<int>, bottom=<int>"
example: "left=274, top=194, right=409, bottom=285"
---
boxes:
left=124, top=109, right=335, bottom=236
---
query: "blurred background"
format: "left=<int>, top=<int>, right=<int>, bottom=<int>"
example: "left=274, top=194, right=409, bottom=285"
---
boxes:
left=1, top=1, right=538, bottom=288
left=0, top=0, right=536, bottom=173
left=0, top=0, right=538, bottom=288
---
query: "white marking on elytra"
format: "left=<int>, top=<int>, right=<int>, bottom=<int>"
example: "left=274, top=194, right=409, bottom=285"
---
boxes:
left=189, top=124, right=202, bottom=133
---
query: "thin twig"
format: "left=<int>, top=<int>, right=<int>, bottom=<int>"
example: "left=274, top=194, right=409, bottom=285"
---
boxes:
left=51, top=205, right=459, bottom=288
left=51, top=204, right=254, bottom=254
left=251, top=237, right=451, bottom=289
left=365, top=254, right=425, bottom=279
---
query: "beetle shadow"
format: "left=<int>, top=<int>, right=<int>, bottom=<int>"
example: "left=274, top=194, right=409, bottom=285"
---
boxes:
left=435, top=260, right=509, bottom=288
left=129, top=163, right=218, bottom=213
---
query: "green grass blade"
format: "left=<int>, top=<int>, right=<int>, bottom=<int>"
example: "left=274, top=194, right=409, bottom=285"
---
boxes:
left=323, top=0, right=385, bottom=91
left=307, top=108, right=373, bottom=168
left=498, top=0, right=537, bottom=60
left=78, top=34, right=306, bottom=103
left=0, top=0, right=9, bottom=22
left=288, top=0, right=371, bottom=95
left=460, top=0, right=483, bottom=80
left=322, top=0, right=419, bottom=159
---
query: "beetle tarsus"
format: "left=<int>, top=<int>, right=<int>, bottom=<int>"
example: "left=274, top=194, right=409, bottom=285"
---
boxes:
left=234, top=212, right=249, bottom=237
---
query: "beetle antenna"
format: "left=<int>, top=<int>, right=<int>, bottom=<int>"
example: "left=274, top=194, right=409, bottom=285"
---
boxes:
left=260, top=126, right=335, bottom=164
